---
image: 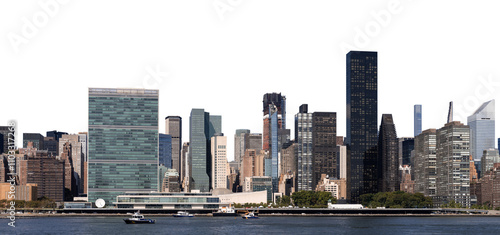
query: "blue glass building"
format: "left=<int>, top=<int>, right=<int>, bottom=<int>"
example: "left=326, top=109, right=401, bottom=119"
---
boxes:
left=159, top=134, right=172, bottom=168
left=88, top=88, right=159, bottom=206
left=270, top=105, right=279, bottom=192
left=414, top=105, right=422, bottom=137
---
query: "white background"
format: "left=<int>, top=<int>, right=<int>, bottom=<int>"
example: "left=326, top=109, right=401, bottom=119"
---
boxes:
left=1, top=0, right=499, bottom=161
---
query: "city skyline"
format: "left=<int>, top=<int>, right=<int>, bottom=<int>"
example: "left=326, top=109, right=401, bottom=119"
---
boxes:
left=2, top=1, right=500, bottom=161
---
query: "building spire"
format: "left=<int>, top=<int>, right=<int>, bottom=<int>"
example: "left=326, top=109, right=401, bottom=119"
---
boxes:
left=447, top=101, right=453, bottom=123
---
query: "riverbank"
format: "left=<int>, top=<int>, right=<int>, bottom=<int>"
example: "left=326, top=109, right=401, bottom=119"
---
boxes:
left=3, top=207, right=499, bottom=218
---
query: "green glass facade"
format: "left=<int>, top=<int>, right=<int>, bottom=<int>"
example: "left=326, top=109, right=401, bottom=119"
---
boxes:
left=88, top=88, right=159, bottom=206
left=189, top=109, right=221, bottom=192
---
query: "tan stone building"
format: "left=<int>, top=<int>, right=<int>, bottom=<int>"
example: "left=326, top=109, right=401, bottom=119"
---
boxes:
left=315, top=174, right=347, bottom=200
left=399, top=165, right=415, bottom=194
left=241, top=149, right=265, bottom=184
left=0, top=183, right=38, bottom=201
left=211, top=135, right=228, bottom=190
left=471, top=163, right=500, bottom=208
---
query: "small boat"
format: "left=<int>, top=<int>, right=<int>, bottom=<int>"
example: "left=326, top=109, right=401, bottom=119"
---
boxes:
left=123, top=211, right=155, bottom=224
left=242, top=211, right=258, bottom=219
left=173, top=211, right=194, bottom=217
left=213, top=205, right=237, bottom=217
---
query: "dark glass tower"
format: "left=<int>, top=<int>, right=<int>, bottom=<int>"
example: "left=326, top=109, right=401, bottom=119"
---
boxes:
left=312, top=112, right=337, bottom=190
left=378, top=114, right=399, bottom=192
left=0, top=126, right=11, bottom=154
left=402, top=139, right=414, bottom=166
left=46, top=130, right=68, bottom=142
left=159, top=134, right=172, bottom=168
left=346, top=51, right=378, bottom=203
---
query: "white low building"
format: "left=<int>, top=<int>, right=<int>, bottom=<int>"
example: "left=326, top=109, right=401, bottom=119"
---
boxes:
left=216, top=190, right=267, bottom=204
left=328, top=200, right=363, bottom=209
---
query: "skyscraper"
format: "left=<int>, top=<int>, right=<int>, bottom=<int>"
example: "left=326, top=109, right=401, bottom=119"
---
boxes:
left=211, top=134, right=228, bottom=190
left=78, top=132, right=88, bottom=195
left=269, top=104, right=280, bottom=192
left=436, top=121, right=470, bottom=207
left=295, top=107, right=312, bottom=191
left=263, top=93, right=286, bottom=151
left=59, top=134, right=84, bottom=195
left=22, top=150, right=64, bottom=202
left=234, top=129, right=250, bottom=168
left=312, top=112, right=337, bottom=191
left=0, top=126, right=12, bottom=154
left=414, top=105, right=422, bottom=136
left=159, top=134, right=172, bottom=168
left=413, top=129, right=437, bottom=198
left=398, top=137, right=413, bottom=167
left=165, top=116, right=182, bottom=175
left=346, top=51, right=378, bottom=203
left=181, top=142, right=190, bottom=191
left=378, top=114, right=399, bottom=192
left=189, top=109, right=221, bottom=192
left=467, top=100, right=495, bottom=169
left=88, top=88, right=159, bottom=205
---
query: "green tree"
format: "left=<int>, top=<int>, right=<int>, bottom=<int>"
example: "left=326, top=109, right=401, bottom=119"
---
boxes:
left=291, top=191, right=335, bottom=208
left=360, top=191, right=433, bottom=208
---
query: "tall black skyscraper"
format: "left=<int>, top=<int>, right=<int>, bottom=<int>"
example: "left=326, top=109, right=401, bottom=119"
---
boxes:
left=378, top=114, right=399, bottom=192
left=346, top=51, right=378, bottom=203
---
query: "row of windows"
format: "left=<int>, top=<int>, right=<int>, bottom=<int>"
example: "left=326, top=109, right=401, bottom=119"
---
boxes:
left=117, top=197, right=220, bottom=203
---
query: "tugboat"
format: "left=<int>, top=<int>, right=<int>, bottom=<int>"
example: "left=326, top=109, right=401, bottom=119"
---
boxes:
left=241, top=211, right=259, bottom=219
left=173, top=211, right=194, bottom=217
left=123, top=211, right=156, bottom=224
left=213, top=205, right=237, bottom=217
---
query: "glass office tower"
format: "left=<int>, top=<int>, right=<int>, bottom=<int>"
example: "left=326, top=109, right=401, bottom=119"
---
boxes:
left=467, top=100, right=495, bottom=168
left=295, top=108, right=313, bottom=191
left=378, top=114, right=399, bottom=192
left=346, top=51, right=378, bottom=203
left=414, top=105, right=422, bottom=137
left=88, top=88, right=159, bottom=206
left=159, top=134, right=172, bottom=168
left=189, top=109, right=221, bottom=192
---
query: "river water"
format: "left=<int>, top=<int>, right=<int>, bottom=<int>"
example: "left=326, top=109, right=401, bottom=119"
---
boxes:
left=2, top=216, right=500, bottom=234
